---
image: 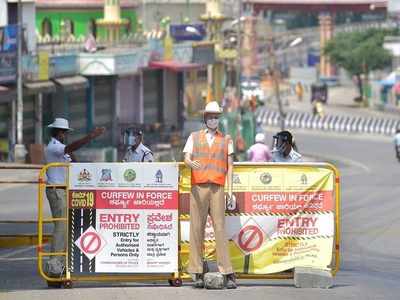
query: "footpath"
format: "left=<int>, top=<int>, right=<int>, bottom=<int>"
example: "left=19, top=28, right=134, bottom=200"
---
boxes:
left=258, top=84, right=400, bottom=136
left=270, top=83, right=400, bottom=119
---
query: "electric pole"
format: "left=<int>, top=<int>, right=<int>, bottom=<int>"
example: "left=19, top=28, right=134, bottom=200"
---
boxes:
left=15, top=0, right=26, bottom=162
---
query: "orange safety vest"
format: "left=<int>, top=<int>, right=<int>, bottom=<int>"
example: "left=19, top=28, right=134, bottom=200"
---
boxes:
left=191, top=130, right=229, bottom=186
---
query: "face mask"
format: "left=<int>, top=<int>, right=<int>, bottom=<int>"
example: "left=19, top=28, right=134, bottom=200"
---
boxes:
left=127, top=135, right=137, bottom=146
left=273, top=138, right=286, bottom=154
left=206, top=118, right=219, bottom=130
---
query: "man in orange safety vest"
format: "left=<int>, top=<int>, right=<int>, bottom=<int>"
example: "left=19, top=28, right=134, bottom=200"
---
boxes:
left=183, top=101, right=237, bottom=289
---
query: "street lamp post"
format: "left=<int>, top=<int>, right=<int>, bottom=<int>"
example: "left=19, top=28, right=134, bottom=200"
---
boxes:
left=264, top=25, right=303, bottom=131
left=268, top=37, right=286, bottom=131
left=236, top=0, right=243, bottom=98
left=14, top=0, right=26, bottom=162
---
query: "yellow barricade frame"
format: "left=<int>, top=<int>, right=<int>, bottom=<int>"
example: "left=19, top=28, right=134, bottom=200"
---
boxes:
left=37, top=162, right=340, bottom=287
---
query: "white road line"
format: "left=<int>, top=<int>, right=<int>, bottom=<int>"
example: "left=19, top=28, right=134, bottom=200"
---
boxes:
left=0, top=245, right=36, bottom=258
left=0, top=257, right=37, bottom=261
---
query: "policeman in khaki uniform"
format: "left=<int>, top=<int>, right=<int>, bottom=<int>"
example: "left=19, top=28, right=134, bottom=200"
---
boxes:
left=122, top=127, right=154, bottom=162
left=183, top=101, right=237, bottom=289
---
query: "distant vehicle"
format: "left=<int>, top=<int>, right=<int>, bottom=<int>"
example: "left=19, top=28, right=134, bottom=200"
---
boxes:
left=241, top=79, right=266, bottom=101
left=311, top=81, right=328, bottom=103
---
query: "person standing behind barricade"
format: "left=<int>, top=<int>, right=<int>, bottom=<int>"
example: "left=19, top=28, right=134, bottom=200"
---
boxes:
left=271, top=130, right=302, bottom=163
left=295, top=82, right=304, bottom=102
left=394, top=128, right=400, bottom=161
left=183, top=101, right=237, bottom=289
left=45, top=118, right=105, bottom=277
left=247, top=133, right=272, bottom=162
left=122, top=127, right=154, bottom=162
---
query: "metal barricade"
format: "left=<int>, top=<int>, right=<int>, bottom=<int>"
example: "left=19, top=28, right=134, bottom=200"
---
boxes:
left=178, top=162, right=341, bottom=280
left=0, top=164, right=53, bottom=249
left=37, top=163, right=182, bottom=288
left=36, top=162, right=340, bottom=288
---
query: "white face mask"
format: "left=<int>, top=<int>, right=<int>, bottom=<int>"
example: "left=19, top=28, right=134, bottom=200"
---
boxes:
left=206, top=118, right=219, bottom=130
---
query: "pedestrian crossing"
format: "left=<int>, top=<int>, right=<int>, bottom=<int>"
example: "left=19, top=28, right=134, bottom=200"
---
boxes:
left=256, top=108, right=400, bottom=136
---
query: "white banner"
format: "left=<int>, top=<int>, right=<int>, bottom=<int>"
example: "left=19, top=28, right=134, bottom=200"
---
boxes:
left=68, top=163, right=179, bottom=274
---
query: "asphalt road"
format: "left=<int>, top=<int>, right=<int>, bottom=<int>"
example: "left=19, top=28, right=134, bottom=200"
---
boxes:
left=0, top=130, right=399, bottom=300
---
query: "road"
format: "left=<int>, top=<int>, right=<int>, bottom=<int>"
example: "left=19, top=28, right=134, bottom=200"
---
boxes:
left=0, top=130, right=399, bottom=299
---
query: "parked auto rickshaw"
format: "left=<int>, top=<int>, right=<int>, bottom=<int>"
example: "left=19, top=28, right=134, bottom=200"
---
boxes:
left=311, top=81, right=328, bottom=103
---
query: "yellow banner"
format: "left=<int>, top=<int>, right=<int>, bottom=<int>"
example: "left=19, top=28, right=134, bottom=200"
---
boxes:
left=179, top=164, right=334, bottom=194
left=180, top=238, right=333, bottom=274
left=38, top=52, right=49, bottom=81
left=178, top=163, right=337, bottom=274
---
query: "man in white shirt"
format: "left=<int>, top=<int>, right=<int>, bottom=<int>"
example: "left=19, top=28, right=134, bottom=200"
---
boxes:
left=122, top=127, right=154, bottom=162
left=272, top=131, right=302, bottom=163
left=45, top=118, right=104, bottom=276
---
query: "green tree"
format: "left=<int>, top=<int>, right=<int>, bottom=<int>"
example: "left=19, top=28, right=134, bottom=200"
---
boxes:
left=324, top=28, right=394, bottom=100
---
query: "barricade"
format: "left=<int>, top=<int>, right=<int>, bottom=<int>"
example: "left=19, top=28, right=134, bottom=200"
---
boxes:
left=37, top=162, right=340, bottom=287
left=38, top=162, right=182, bottom=288
left=0, top=164, right=53, bottom=249
left=179, top=163, right=340, bottom=279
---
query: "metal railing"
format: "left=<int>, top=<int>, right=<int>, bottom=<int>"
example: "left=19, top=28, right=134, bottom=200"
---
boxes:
left=0, top=164, right=52, bottom=249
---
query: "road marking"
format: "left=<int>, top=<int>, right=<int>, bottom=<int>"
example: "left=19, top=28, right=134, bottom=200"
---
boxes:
left=0, top=245, right=36, bottom=258
left=0, top=256, right=36, bottom=261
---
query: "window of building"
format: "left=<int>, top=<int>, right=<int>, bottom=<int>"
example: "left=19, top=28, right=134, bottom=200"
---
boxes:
left=88, top=19, right=97, bottom=38
left=63, top=19, right=75, bottom=36
left=125, top=18, right=132, bottom=35
left=41, top=18, right=53, bottom=37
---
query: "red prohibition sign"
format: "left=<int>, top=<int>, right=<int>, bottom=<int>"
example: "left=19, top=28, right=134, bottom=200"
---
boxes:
left=80, top=231, right=101, bottom=254
left=238, top=225, right=263, bottom=253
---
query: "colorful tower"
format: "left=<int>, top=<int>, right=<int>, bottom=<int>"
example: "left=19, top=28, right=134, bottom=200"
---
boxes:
left=201, top=0, right=229, bottom=102
left=319, top=13, right=335, bottom=78
left=97, top=0, right=128, bottom=42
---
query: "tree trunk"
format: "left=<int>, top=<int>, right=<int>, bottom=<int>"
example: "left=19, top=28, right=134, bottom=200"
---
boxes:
left=356, top=74, right=363, bottom=98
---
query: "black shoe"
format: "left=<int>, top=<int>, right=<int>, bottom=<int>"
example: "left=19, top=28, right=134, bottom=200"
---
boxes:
left=225, top=273, right=237, bottom=289
left=193, top=273, right=205, bottom=289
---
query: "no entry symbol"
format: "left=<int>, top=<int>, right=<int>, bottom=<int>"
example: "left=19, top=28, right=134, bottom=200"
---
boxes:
left=75, top=226, right=106, bottom=260
left=80, top=231, right=101, bottom=254
left=238, top=225, right=264, bottom=253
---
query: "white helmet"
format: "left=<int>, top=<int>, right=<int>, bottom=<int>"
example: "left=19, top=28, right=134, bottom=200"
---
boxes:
left=204, top=101, right=222, bottom=114
left=255, top=133, right=265, bottom=143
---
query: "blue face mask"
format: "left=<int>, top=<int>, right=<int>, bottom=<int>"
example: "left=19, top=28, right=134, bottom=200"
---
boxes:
left=127, top=135, right=137, bottom=146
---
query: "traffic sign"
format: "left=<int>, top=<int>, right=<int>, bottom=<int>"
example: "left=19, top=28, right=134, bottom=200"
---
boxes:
left=233, top=219, right=266, bottom=255
left=80, top=231, right=101, bottom=254
left=75, top=226, right=106, bottom=260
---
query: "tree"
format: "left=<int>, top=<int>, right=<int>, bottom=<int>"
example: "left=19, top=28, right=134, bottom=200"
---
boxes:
left=324, top=28, right=394, bottom=100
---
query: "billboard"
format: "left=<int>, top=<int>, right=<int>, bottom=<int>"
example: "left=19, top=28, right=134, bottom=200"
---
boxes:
left=68, top=163, right=179, bottom=275
left=179, top=164, right=337, bottom=274
left=0, top=25, right=18, bottom=83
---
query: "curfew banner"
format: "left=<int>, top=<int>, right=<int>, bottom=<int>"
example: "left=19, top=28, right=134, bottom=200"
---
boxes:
left=67, top=163, right=179, bottom=275
left=179, top=164, right=336, bottom=274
